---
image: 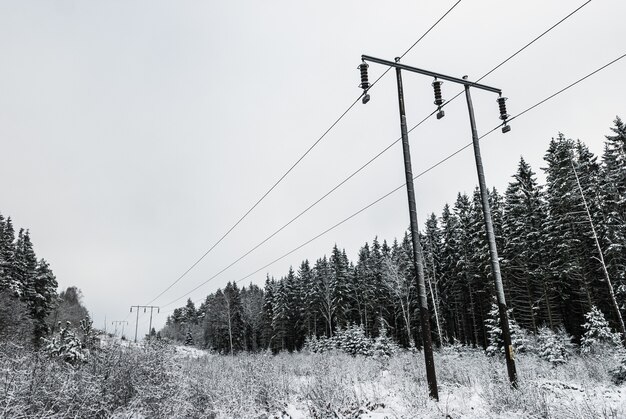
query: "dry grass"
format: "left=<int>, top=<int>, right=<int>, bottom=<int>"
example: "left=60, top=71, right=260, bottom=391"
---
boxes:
left=1, top=340, right=624, bottom=418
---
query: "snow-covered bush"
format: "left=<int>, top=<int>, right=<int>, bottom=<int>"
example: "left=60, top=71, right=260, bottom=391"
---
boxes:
left=372, top=324, right=399, bottom=359
left=79, top=317, right=97, bottom=350
left=302, top=324, right=400, bottom=358
left=536, top=326, right=573, bottom=366
left=44, top=321, right=86, bottom=365
left=335, top=324, right=373, bottom=357
left=580, top=306, right=621, bottom=353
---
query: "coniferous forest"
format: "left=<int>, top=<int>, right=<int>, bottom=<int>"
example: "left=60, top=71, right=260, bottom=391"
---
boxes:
left=162, top=118, right=626, bottom=355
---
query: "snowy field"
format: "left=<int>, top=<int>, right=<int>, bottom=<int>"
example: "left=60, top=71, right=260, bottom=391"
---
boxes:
left=1, top=340, right=625, bottom=418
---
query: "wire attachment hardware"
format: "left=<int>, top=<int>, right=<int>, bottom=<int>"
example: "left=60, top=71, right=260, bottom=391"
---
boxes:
left=358, top=62, right=370, bottom=104
left=432, top=79, right=445, bottom=119
left=497, top=96, right=511, bottom=133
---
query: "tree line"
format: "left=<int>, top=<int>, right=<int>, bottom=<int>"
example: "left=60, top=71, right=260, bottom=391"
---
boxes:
left=162, top=117, right=626, bottom=354
left=0, top=215, right=89, bottom=346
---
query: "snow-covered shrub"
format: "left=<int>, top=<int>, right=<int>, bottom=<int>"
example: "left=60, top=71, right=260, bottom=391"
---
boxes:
left=303, top=324, right=400, bottom=358
left=372, top=324, right=399, bottom=359
left=335, top=324, right=373, bottom=357
left=536, top=326, right=573, bottom=366
left=44, top=321, right=86, bottom=365
left=580, top=306, right=621, bottom=353
left=79, top=317, right=97, bottom=350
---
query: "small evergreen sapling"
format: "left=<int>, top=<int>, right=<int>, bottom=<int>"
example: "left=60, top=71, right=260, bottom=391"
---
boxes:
left=536, top=327, right=573, bottom=366
left=485, top=302, right=527, bottom=356
left=44, top=321, right=86, bottom=365
left=336, top=324, right=372, bottom=357
left=580, top=306, right=621, bottom=353
left=372, top=323, right=399, bottom=359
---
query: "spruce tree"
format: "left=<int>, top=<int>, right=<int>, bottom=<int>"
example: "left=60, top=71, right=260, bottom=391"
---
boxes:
left=439, top=203, right=464, bottom=344
left=330, top=245, right=351, bottom=329
left=543, top=135, right=592, bottom=336
left=0, top=216, right=17, bottom=294
left=580, top=306, right=621, bottom=353
left=502, top=158, right=554, bottom=331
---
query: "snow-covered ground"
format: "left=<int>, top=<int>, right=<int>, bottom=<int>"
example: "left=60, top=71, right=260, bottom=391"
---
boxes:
left=1, top=341, right=624, bottom=418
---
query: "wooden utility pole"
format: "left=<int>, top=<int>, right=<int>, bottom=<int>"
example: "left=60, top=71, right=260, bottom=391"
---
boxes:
left=130, top=305, right=160, bottom=343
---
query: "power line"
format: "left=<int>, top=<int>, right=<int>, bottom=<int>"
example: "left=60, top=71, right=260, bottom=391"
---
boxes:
left=156, top=51, right=626, bottom=314
left=152, top=2, right=591, bottom=309
left=143, top=0, right=464, bottom=307
left=231, top=53, right=626, bottom=289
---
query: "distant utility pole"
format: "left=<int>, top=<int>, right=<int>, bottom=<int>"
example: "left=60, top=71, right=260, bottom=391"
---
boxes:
left=571, top=162, right=626, bottom=347
left=130, top=305, right=160, bottom=343
left=358, top=55, right=517, bottom=394
left=111, top=320, right=128, bottom=338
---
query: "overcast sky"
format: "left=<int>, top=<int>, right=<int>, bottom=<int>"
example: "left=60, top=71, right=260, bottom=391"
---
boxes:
left=1, top=0, right=624, bottom=336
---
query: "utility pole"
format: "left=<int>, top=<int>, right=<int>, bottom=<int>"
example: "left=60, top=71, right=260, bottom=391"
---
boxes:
left=464, top=81, right=517, bottom=385
left=130, top=305, right=160, bottom=343
left=394, top=60, right=438, bottom=400
left=358, top=55, right=517, bottom=389
left=111, top=320, right=128, bottom=338
left=571, top=162, right=626, bottom=347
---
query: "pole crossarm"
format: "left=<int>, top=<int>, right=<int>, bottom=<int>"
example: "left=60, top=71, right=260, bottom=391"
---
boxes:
left=361, top=55, right=502, bottom=94
left=130, top=305, right=160, bottom=311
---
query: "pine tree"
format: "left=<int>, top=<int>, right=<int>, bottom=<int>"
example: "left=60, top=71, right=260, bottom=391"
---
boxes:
left=439, top=203, right=464, bottom=344
left=0, top=216, right=18, bottom=294
left=423, top=214, right=444, bottom=346
left=502, top=158, right=554, bottom=331
left=240, top=283, right=264, bottom=351
left=330, top=245, right=351, bottom=329
left=536, top=326, right=573, bottom=366
left=29, top=259, right=58, bottom=344
left=260, top=276, right=276, bottom=350
left=383, top=246, right=414, bottom=347
left=223, top=282, right=244, bottom=354
left=312, top=256, right=335, bottom=337
left=600, top=117, right=626, bottom=288
left=454, top=193, right=482, bottom=347
left=543, top=135, right=593, bottom=336
left=271, top=278, right=289, bottom=351
left=298, top=260, right=316, bottom=338
left=580, top=306, right=621, bottom=353
left=353, top=243, right=375, bottom=336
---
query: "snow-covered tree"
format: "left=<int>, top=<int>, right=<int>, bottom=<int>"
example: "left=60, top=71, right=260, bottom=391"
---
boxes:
left=45, top=321, right=86, bottom=365
left=536, top=327, right=573, bottom=366
left=485, top=302, right=527, bottom=356
left=580, top=306, right=621, bottom=353
left=372, top=321, right=400, bottom=359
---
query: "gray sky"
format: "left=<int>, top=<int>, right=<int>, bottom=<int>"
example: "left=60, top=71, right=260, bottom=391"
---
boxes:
left=1, top=0, right=624, bottom=336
